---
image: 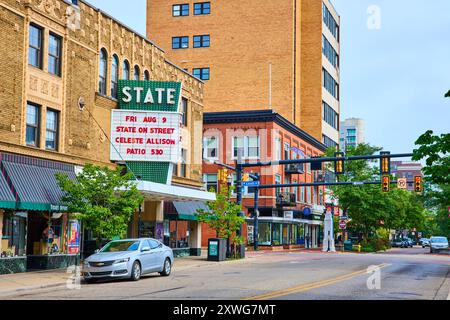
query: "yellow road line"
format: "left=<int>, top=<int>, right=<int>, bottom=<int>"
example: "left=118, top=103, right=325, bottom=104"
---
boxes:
left=243, top=263, right=390, bottom=300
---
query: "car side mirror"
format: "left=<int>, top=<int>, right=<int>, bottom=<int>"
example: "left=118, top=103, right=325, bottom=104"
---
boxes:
left=141, top=246, right=151, bottom=252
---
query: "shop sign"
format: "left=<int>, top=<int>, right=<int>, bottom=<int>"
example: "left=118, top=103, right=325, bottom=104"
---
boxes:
left=50, top=204, right=69, bottom=212
left=284, top=211, right=294, bottom=219
left=312, top=214, right=322, bottom=221
left=119, top=81, right=182, bottom=111
left=110, top=110, right=181, bottom=163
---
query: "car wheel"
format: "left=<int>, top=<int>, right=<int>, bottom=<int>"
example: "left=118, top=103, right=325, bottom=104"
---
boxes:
left=160, top=258, right=172, bottom=277
left=130, top=261, right=141, bottom=281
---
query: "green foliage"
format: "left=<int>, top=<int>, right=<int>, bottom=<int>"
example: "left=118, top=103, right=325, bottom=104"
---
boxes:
left=413, top=130, right=450, bottom=185
left=56, top=164, right=144, bottom=244
left=325, top=143, right=427, bottom=242
left=412, top=129, right=450, bottom=238
left=196, top=183, right=246, bottom=257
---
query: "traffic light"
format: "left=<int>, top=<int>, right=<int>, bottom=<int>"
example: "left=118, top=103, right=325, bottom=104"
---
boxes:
left=218, top=169, right=228, bottom=184
left=382, top=175, right=390, bottom=193
left=414, top=176, right=423, bottom=194
left=380, top=151, right=391, bottom=175
left=334, top=152, right=345, bottom=174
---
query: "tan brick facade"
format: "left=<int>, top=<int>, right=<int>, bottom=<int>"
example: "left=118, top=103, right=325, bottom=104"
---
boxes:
left=0, top=0, right=205, bottom=188
left=147, top=0, right=341, bottom=145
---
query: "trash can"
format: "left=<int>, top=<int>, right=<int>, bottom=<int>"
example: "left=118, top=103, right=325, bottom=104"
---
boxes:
left=207, top=238, right=227, bottom=262
left=344, top=240, right=353, bottom=251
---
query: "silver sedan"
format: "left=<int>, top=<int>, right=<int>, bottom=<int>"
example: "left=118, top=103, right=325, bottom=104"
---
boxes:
left=82, top=238, right=174, bottom=282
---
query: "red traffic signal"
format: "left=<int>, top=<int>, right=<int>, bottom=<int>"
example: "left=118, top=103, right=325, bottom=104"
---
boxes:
left=414, top=176, right=423, bottom=194
left=382, top=175, right=390, bottom=193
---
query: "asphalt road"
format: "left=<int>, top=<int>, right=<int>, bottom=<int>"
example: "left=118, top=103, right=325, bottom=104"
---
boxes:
left=4, top=247, right=450, bottom=300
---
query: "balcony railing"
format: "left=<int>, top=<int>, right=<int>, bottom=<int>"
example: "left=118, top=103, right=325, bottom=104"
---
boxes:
left=285, top=163, right=304, bottom=174
left=276, top=192, right=297, bottom=207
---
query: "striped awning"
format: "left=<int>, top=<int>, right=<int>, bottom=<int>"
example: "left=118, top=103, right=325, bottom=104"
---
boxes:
left=0, top=153, right=76, bottom=211
left=0, top=171, right=17, bottom=209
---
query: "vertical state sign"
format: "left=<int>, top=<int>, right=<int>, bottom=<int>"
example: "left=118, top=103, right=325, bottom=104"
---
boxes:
left=111, top=80, right=182, bottom=184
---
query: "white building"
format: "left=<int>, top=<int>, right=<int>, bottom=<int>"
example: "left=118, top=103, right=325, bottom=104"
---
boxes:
left=340, top=118, right=365, bottom=150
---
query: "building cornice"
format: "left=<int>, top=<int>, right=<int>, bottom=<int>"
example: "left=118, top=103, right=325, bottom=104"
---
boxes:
left=204, top=110, right=327, bottom=152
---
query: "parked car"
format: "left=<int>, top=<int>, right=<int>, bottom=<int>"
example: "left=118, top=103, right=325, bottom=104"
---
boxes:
left=403, top=238, right=414, bottom=248
left=420, top=238, right=430, bottom=247
left=391, top=239, right=404, bottom=248
left=82, top=238, right=174, bottom=283
left=429, top=236, right=449, bottom=254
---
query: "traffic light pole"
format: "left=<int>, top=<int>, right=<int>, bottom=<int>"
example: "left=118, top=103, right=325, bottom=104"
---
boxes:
left=253, top=173, right=260, bottom=251
left=239, top=153, right=413, bottom=168
left=235, top=152, right=244, bottom=238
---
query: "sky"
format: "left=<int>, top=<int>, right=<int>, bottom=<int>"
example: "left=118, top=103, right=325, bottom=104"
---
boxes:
left=87, top=0, right=450, bottom=153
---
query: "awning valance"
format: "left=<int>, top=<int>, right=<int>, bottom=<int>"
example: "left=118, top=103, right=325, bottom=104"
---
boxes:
left=136, top=180, right=216, bottom=202
left=0, top=153, right=76, bottom=211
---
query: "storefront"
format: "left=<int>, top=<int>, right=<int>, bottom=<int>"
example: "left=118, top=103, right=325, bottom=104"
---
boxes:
left=246, top=217, right=322, bottom=249
left=163, top=201, right=209, bottom=257
left=0, top=153, right=80, bottom=274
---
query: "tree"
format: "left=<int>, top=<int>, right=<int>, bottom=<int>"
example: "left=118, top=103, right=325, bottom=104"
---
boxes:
left=445, top=89, right=450, bottom=98
left=56, top=164, right=144, bottom=247
left=326, top=144, right=426, bottom=241
left=196, top=183, right=245, bottom=258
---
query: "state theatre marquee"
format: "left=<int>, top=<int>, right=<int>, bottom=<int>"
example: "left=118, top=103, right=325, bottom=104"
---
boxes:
left=110, top=110, right=181, bottom=163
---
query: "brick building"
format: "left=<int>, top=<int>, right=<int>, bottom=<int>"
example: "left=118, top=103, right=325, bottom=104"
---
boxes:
left=202, top=110, right=327, bottom=250
left=0, top=0, right=213, bottom=274
left=147, top=0, right=341, bottom=149
left=391, top=161, right=424, bottom=191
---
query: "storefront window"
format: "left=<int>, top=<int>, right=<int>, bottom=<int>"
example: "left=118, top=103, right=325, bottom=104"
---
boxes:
left=259, top=223, right=271, bottom=245
left=297, top=224, right=305, bottom=245
left=282, top=224, right=289, bottom=245
left=168, top=220, right=190, bottom=249
left=290, top=225, right=297, bottom=245
left=272, top=223, right=282, bottom=246
left=1, top=211, right=27, bottom=257
left=27, top=212, right=65, bottom=256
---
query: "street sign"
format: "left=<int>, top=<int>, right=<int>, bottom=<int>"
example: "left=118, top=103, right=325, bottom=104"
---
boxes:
left=243, top=181, right=260, bottom=187
left=339, top=220, right=347, bottom=230
left=397, top=178, right=407, bottom=190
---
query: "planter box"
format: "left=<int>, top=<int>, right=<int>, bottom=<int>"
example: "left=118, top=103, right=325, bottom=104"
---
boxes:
left=0, top=257, right=27, bottom=275
left=27, top=254, right=80, bottom=271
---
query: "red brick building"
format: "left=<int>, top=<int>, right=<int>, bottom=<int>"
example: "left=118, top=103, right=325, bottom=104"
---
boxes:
left=202, top=110, right=328, bottom=250
left=391, top=161, right=424, bottom=191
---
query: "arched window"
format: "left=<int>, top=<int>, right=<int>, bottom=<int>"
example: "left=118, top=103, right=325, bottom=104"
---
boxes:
left=144, top=70, right=150, bottom=81
left=122, top=59, right=130, bottom=80
left=111, top=54, right=119, bottom=98
left=134, top=65, right=140, bottom=80
left=98, top=48, right=107, bottom=95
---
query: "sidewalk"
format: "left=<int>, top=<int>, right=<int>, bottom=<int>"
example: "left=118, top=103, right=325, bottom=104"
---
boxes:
left=0, top=253, right=243, bottom=298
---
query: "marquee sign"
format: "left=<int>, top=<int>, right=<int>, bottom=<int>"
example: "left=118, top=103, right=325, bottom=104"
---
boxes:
left=110, top=110, right=181, bottom=163
left=110, top=80, right=183, bottom=184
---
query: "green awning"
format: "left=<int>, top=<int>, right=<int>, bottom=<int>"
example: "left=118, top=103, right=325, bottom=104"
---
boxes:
left=0, top=153, right=76, bottom=211
left=165, top=201, right=210, bottom=221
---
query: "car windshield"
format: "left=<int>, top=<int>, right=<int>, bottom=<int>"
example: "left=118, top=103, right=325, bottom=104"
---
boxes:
left=100, top=241, right=140, bottom=252
left=431, top=237, right=448, bottom=243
